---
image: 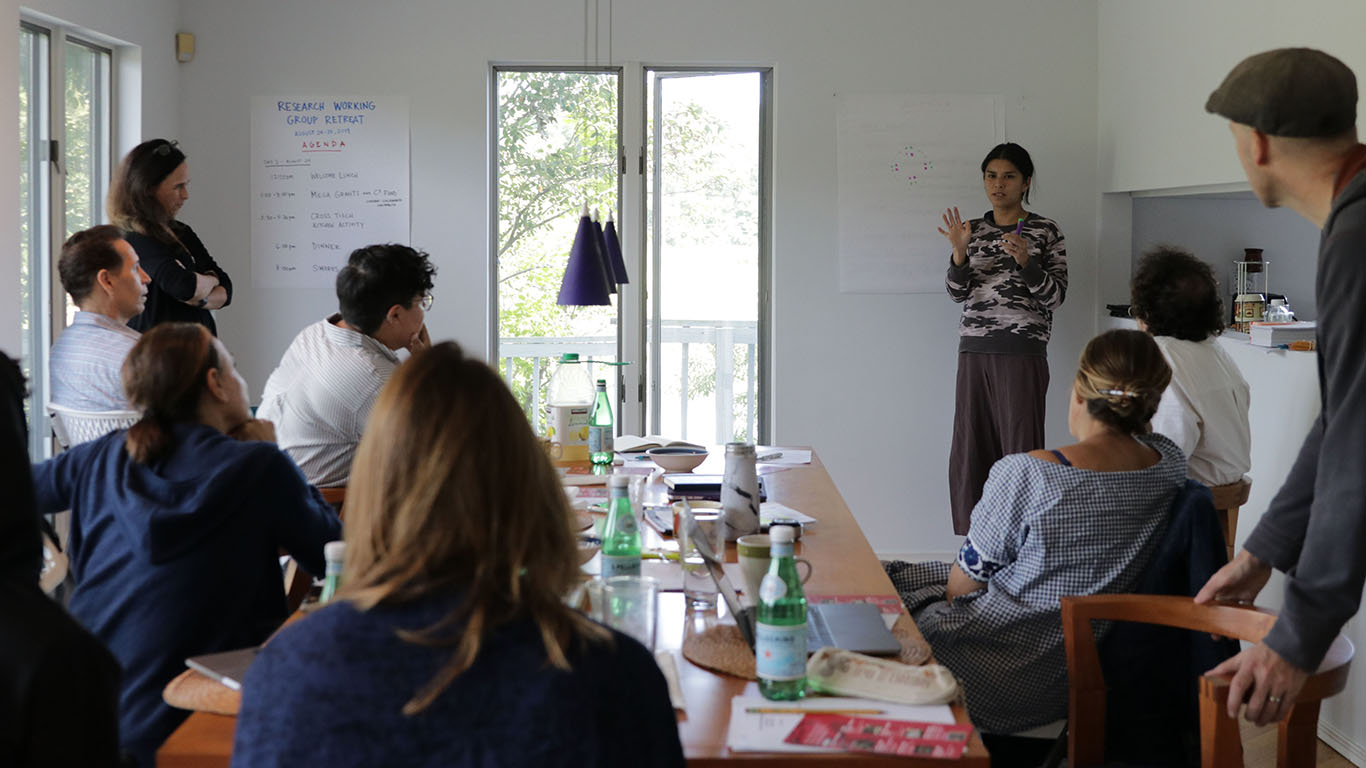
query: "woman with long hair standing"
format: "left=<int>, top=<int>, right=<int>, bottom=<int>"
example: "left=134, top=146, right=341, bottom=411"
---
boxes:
left=940, top=142, right=1068, bottom=535
left=232, top=342, right=683, bottom=768
left=32, top=324, right=340, bottom=765
left=108, top=139, right=232, bottom=334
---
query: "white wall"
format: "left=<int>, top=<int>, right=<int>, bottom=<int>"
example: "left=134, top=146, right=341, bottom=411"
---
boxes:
left=1098, top=0, right=1366, bottom=194
left=175, top=0, right=1102, bottom=559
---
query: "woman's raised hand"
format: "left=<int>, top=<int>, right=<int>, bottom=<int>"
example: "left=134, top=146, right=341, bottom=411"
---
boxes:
left=938, top=207, right=971, bottom=265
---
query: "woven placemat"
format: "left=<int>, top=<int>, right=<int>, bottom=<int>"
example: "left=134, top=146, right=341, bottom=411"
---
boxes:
left=682, top=623, right=756, bottom=680
left=681, top=614, right=933, bottom=681
left=162, top=668, right=242, bottom=716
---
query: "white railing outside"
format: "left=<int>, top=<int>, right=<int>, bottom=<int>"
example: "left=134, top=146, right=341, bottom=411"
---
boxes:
left=500, top=319, right=758, bottom=443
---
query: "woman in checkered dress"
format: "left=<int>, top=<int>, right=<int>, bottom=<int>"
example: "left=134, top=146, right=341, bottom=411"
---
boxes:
left=886, top=330, right=1185, bottom=735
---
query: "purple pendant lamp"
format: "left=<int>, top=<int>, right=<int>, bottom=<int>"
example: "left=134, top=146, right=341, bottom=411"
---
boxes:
left=557, top=203, right=629, bottom=306
left=603, top=210, right=628, bottom=286
left=557, top=204, right=613, bottom=306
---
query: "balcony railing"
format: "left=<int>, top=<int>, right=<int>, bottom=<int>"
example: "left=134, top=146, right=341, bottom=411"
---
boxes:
left=500, top=319, right=758, bottom=443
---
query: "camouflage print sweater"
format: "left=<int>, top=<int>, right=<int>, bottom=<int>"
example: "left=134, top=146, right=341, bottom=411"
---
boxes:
left=945, top=211, right=1068, bottom=356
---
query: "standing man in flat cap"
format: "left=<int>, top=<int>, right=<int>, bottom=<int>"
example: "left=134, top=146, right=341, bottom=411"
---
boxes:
left=1196, top=47, right=1366, bottom=725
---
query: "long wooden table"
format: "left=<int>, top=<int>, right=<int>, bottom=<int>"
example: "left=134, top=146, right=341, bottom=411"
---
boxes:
left=158, top=450, right=989, bottom=766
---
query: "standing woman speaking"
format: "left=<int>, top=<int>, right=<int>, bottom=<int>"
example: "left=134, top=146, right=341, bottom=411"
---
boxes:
left=940, top=143, right=1067, bottom=535
left=109, top=139, right=232, bottom=334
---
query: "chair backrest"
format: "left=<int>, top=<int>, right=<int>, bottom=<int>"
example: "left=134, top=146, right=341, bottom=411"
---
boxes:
left=1208, top=477, right=1252, bottom=562
left=46, top=403, right=139, bottom=450
left=1061, top=594, right=1354, bottom=768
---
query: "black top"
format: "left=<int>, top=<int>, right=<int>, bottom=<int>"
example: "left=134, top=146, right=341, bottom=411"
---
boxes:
left=125, top=221, right=232, bottom=335
left=0, top=355, right=122, bottom=767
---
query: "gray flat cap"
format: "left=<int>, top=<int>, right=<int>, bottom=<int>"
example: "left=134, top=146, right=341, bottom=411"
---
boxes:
left=1206, top=47, right=1357, bottom=137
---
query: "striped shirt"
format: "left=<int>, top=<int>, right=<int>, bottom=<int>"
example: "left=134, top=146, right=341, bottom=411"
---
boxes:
left=49, top=311, right=141, bottom=410
left=256, top=315, right=399, bottom=487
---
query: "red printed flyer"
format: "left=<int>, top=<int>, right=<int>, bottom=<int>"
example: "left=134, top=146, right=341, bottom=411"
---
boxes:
left=784, top=714, right=974, bottom=759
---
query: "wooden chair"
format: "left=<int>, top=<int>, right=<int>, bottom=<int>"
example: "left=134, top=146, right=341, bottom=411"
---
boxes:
left=1208, top=477, right=1251, bottom=562
left=283, top=486, right=346, bottom=612
left=1061, top=594, right=1354, bottom=768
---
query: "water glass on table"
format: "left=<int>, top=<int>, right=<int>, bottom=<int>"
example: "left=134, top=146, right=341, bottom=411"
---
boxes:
left=593, top=575, right=660, bottom=651
left=676, top=501, right=723, bottom=609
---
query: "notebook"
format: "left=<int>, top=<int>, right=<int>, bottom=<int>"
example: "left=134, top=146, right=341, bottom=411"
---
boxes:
left=680, top=511, right=902, bottom=656
left=185, top=646, right=260, bottom=691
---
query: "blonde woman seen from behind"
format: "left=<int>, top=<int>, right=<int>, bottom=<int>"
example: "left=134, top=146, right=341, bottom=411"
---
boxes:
left=232, top=342, right=684, bottom=768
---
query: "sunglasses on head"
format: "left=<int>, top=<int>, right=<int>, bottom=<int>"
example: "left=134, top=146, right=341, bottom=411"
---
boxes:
left=152, top=140, right=181, bottom=157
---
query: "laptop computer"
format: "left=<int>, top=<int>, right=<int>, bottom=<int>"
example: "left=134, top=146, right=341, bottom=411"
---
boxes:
left=680, top=508, right=902, bottom=656
left=185, top=646, right=260, bottom=691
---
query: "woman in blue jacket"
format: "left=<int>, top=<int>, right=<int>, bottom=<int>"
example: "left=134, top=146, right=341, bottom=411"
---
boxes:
left=33, top=323, right=341, bottom=766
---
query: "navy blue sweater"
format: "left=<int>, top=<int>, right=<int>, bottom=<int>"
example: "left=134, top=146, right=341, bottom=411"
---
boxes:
left=232, top=596, right=685, bottom=768
left=33, top=424, right=341, bottom=766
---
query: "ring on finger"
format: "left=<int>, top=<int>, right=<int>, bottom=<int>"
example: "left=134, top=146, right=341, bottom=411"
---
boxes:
left=1268, top=695, right=1283, bottom=704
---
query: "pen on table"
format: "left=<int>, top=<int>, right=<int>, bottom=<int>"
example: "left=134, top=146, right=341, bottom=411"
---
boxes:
left=1014, top=217, right=1024, bottom=236
left=745, top=707, right=886, bottom=715
left=755, top=451, right=783, bottom=462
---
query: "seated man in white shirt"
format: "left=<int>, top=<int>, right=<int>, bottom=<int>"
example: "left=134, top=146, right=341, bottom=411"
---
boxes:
left=49, top=225, right=149, bottom=410
left=257, top=244, right=436, bottom=487
left=1130, top=245, right=1252, bottom=487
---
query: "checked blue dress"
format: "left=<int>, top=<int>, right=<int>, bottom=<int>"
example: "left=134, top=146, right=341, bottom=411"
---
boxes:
left=885, top=433, right=1186, bottom=734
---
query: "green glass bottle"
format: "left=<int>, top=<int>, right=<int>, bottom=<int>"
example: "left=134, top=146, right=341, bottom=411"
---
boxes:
left=588, top=380, right=614, bottom=465
left=599, top=474, right=641, bottom=578
left=757, top=525, right=807, bottom=700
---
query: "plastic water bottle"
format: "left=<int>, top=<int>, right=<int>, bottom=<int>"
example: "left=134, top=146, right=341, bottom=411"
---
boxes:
left=546, top=353, right=594, bottom=461
left=319, top=541, right=346, bottom=603
left=589, top=379, right=614, bottom=465
left=600, top=474, right=641, bottom=578
left=757, top=525, right=807, bottom=700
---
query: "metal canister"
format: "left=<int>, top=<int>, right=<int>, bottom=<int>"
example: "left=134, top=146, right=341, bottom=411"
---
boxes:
left=721, top=442, right=760, bottom=540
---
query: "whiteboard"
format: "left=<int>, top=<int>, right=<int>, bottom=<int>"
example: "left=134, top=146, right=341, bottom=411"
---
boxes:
left=250, top=95, right=411, bottom=287
left=837, top=93, right=1004, bottom=293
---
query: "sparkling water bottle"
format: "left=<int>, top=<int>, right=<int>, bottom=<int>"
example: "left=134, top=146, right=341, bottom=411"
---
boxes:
left=589, top=380, right=614, bottom=465
left=319, top=541, right=346, bottom=603
left=600, top=474, right=641, bottom=578
left=757, top=525, right=807, bottom=700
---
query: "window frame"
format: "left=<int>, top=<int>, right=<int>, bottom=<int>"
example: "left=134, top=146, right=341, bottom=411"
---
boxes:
left=18, top=18, right=119, bottom=460
left=487, top=64, right=772, bottom=443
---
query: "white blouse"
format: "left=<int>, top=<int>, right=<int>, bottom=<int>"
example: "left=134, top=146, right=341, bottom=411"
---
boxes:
left=1149, top=335, right=1252, bottom=487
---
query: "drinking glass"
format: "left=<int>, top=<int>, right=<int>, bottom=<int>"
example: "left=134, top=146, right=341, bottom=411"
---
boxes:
left=676, top=502, right=723, bottom=609
left=599, top=575, right=660, bottom=651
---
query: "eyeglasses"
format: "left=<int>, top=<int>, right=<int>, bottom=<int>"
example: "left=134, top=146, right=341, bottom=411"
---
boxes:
left=419, top=293, right=434, bottom=311
left=152, top=140, right=181, bottom=157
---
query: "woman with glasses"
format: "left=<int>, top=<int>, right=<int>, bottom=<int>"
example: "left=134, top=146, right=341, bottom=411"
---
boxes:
left=109, top=139, right=233, bottom=334
left=233, top=342, right=684, bottom=768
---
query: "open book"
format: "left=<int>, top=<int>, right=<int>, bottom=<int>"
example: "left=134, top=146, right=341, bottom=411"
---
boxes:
left=614, top=434, right=705, bottom=453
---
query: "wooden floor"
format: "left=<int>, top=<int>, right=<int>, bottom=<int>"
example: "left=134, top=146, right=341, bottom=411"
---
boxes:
left=1240, top=719, right=1356, bottom=768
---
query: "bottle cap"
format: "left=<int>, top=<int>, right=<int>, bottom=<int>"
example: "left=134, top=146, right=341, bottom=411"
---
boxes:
left=596, top=379, right=607, bottom=388
left=770, top=525, right=795, bottom=544
left=608, top=474, right=631, bottom=488
left=1269, top=298, right=1286, bottom=306
left=560, top=353, right=580, bottom=363
left=324, top=540, right=346, bottom=562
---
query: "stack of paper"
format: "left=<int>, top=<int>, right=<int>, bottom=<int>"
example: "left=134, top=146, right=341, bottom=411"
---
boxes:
left=1249, top=321, right=1316, bottom=347
left=725, top=684, right=955, bottom=754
